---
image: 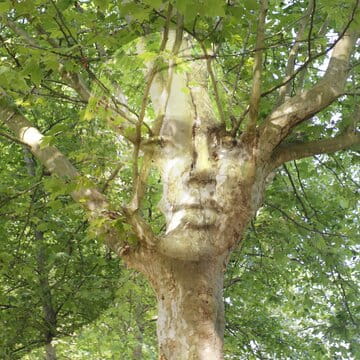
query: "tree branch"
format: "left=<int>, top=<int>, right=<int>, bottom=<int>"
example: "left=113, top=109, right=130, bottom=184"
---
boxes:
left=245, top=0, right=268, bottom=134
left=101, top=162, right=123, bottom=193
left=271, top=131, right=360, bottom=168
left=128, top=5, right=174, bottom=214
left=0, top=129, right=31, bottom=148
left=0, top=91, right=157, bottom=252
left=2, top=16, right=142, bottom=143
left=277, top=0, right=315, bottom=104
left=200, top=42, right=226, bottom=126
left=259, top=25, right=359, bottom=156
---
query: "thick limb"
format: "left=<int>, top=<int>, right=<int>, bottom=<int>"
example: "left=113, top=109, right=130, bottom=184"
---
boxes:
left=259, top=30, right=359, bottom=156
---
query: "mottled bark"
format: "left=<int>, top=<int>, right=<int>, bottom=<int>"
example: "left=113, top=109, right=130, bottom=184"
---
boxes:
left=133, top=43, right=270, bottom=356
left=139, top=253, right=226, bottom=360
left=271, top=131, right=360, bottom=168
left=259, top=31, right=359, bottom=156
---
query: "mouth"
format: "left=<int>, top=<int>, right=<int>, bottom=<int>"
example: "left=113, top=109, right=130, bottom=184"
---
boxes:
left=172, top=201, right=222, bottom=214
left=166, top=202, right=220, bottom=234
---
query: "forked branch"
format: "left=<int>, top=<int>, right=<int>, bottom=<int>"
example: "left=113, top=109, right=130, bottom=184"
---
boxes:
left=259, top=23, right=359, bottom=156
left=200, top=42, right=226, bottom=126
left=128, top=5, right=175, bottom=213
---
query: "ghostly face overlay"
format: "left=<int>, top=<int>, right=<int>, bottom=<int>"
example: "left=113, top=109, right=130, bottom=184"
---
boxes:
left=157, top=120, right=251, bottom=260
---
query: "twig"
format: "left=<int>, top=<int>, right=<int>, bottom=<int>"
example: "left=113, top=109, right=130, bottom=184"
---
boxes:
left=266, top=202, right=347, bottom=238
left=0, top=34, right=21, bottom=67
left=262, top=0, right=359, bottom=98
left=0, top=130, right=31, bottom=148
left=231, top=105, right=249, bottom=137
left=283, top=163, right=310, bottom=219
left=101, top=163, right=123, bottom=193
left=307, top=0, right=316, bottom=59
left=0, top=181, right=42, bottom=208
left=277, top=0, right=315, bottom=104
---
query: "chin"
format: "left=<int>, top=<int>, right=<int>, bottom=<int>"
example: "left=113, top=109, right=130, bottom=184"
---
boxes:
left=158, top=226, right=220, bottom=261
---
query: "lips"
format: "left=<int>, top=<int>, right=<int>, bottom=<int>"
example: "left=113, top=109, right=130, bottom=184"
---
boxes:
left=166, top=201, right=221, bottom=234
left=172, top=200, right=222, bottom=213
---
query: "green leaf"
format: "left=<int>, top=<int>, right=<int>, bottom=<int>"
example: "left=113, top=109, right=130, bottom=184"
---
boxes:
left=142, top=0, right=163, bottom=9
left=22, top=58, right=43, bottom=86
left=47, top=123, right=68, bottom=135
left=94, top=0, right=110, bottom=11
left=0, top=1, right=11, bottom=13
left=339, top=199, right=349, bottom=209
left=204, top=0, right=226, bottom=17
left=57, top=0, right=73, bottom=11
left=243, top=0, right=259, bottom=11
left=37, top=222, right=48, bottom=232
left=39, top=135, right=54, bottom=149
left=43, top=54, right=60, bottom=72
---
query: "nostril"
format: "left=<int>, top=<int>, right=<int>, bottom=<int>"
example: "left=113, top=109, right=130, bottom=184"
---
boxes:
left=188, top=169, right=216, bottom=185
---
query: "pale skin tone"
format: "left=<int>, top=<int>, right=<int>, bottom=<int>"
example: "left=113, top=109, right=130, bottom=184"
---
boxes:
left=156, top=117, right=255, bottom=261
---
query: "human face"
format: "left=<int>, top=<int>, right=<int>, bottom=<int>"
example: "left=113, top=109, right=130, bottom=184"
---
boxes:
left=156, top=123, right=252, bottom=260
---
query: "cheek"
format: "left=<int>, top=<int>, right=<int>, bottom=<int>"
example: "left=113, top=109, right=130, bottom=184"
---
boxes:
left=160, top=156, right=191, bottom=204
left=215, top=163, right=243, bottom=208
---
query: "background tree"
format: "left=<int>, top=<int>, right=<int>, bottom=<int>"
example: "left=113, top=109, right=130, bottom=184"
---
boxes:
left=0, top=0, right=359, bottom=359
left=0, top=138, right=121, bottom=358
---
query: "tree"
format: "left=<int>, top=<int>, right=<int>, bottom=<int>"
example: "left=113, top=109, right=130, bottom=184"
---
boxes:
left=0, top=0, right=359, bottom=358
left=0, top=141, right=121, bottom=358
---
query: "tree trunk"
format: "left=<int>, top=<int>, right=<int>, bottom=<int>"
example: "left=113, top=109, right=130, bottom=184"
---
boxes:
left=132, top=303, right=145, bottom=360
left=145, top=254, right=226, bottom=360
left=36, top=231, right=58, bottom=360
left=44, top=342, right=57, bottom=360
left=23, top=150, right=58, bottom=360
left=132, top=332, right=144, bottom=360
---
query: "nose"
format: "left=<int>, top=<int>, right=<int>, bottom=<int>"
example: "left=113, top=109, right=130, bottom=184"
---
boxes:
left=189, top=133, right=215, bottom=183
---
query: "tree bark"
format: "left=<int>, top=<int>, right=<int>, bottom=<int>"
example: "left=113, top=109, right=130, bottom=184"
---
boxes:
left=44, top=342, right=57, bottom=360
left=23, top=150, right=58, bottom=360
left=132, top=302, right=145, bottom=360
left=37, top=236, right=58, bottom=360
left=143, top=254, right=226, bottom=360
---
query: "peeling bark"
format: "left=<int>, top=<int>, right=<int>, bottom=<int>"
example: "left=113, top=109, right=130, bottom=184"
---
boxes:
left=142, top=254, right=226, bottom=360
left=135, top=41, right=271, bottom=356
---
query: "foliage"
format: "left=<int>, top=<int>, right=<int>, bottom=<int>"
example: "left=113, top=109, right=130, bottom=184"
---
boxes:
left=224, top=153, right=359, bottom=359
left=23, top=270, right=157, bottom=360
left=0, top=140, right=121, bottom=358
left=0, top=0, right=359, bottom=359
